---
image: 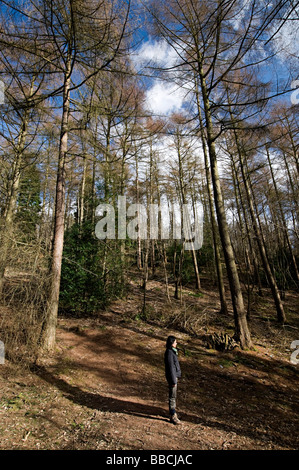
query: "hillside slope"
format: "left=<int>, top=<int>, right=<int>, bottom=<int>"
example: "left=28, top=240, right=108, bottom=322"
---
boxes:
left=0, top=279, right=299, bottom=450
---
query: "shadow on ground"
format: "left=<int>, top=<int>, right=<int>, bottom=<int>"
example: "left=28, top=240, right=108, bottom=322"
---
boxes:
left=31, top=315, right=299, bottom=450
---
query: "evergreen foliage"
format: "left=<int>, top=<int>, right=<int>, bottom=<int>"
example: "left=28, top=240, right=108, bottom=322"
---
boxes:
left=60, top=221, right=125, bottom=315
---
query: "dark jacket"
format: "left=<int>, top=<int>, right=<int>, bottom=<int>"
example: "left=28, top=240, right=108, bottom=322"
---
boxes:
left=164, top=347, right=181, bottom=385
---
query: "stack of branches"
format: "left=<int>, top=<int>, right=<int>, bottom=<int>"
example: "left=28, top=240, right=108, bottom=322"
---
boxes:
left=161, top=304, right=217, bottom=337
left=205, top=332, right=239, bottom=352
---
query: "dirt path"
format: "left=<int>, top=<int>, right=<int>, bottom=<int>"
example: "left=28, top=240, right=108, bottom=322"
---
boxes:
left=1, top=309, right=298, bottom=451
left=54, top=312, right=299, bottom=450
left=0, top=281, right=299, bottom=450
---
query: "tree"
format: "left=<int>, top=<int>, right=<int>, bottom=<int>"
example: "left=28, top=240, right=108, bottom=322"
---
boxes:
left=167, top=114, right=202, bottom=291
left=146, top=0, right=293, bottom=347
left=0, top=64, right=46, bottom=293
left=24, top=0, right=133, bottom=350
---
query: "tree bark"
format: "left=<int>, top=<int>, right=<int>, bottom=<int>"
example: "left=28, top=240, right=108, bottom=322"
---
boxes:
left=175, top=129, right=201, bottom=291
left=198, top=63, right=252, bottom=348
left=0, top=105, right=30, bottom=295
left=195, top=84, right=228, bottom=314
left=41, top=63, right=71, bottom=351
left=266, top=146, right=299, bottom=286
left=230, top=122, right=286, bottom=323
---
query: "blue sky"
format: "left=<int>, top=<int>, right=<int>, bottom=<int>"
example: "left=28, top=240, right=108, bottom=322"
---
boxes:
left=131, top=37, right=186, bottom=116
left=131, top=5, right=299, bottom=116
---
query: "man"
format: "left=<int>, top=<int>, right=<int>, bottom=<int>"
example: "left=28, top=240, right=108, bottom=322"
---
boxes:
left=164, top=335, right=181, bottom=425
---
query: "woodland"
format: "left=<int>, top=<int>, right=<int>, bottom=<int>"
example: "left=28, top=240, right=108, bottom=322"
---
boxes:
left=0, top=0, right=298, bottom=452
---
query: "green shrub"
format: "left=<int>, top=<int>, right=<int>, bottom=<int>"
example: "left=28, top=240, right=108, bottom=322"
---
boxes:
left=60, top=221, right=124, bottom=315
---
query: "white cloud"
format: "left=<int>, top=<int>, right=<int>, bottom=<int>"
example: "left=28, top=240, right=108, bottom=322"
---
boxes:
left=272, top=20, right=299, bottom=59
left=132, top=38, right=179, bottom=69
left=145, top=81, right=186, bottom=115
left=132, top=39, right=186, bottom=115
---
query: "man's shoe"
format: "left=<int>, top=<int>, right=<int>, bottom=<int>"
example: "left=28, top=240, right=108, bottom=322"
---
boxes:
left=170, top=413, right=181, bottom=425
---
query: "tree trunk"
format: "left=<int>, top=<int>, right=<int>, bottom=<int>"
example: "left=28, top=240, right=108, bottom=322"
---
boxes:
left=41, top=65, right=71, bottom=351
left=176, top=129, right=201, bottom=291
left=231, top=123, right=286, bottom=323
left=266, top=146, right=299, bottom=286
left=195, top=85, right=228, bottom=314
left=79, top=153, right=87, bottom=227
left=0, top=106, right=30, bottom=294
left=135, top=150, right=142, bottom=270
left=198, top=64, right=252, bottom=348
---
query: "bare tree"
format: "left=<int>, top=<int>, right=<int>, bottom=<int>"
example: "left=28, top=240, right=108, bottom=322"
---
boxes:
left=29, top=0, right=132, bottom=350
left=146, top=0, right=293, bottom=347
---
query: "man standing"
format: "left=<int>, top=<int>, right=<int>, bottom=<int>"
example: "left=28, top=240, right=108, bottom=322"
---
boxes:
left=164, top=335, right=181, bottom=425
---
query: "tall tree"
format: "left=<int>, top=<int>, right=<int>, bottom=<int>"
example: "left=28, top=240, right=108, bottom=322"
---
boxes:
left=146, top=0, right=293, bottom=347
left=33, top=0, right=132, bottom=350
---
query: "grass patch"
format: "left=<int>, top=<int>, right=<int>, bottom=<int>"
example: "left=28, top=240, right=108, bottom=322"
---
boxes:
left=218, top=358, right=235, bottom=368
left=188, top=292, right=204, bottom=298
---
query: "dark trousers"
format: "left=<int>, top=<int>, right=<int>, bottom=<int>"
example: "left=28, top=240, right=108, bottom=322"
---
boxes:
left=168, top=383, right=177, bottom=416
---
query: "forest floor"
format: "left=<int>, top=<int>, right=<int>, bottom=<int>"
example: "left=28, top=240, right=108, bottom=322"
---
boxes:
left=0, top=274, right=299, bottom=451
